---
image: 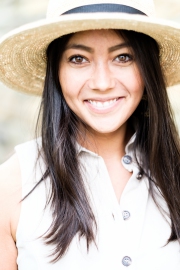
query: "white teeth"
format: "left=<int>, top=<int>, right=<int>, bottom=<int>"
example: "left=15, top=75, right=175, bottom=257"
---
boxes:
left=104, top=101, right=109, bottom=106
left=88, top=98, right=117, bottom=108
left=97, top=101, right=103, bottom=107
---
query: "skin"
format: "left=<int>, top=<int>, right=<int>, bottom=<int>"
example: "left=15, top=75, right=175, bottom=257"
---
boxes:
left=0, top=154, right=21, bottom=269
left=59, top=29, right=144, bottom=201
left=60, top=30, right=144, bottom=138
left=0, top=29, right=144, bottom=268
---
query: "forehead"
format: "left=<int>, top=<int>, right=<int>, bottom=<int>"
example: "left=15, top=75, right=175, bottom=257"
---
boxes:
left=66, top=29, right=125, bottom=45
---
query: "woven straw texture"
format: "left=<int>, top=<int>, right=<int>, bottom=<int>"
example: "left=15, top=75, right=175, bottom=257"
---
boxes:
left=0, top=1, right=180, bottom=94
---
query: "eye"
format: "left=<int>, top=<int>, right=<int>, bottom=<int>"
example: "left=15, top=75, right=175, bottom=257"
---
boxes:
left=114, top=53, right=133, bottom=63
left=69, top=55, right=88, bottom=64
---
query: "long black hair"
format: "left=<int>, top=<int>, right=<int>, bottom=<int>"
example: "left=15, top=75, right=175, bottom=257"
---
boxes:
left=33, top=30, right=180, bottom=261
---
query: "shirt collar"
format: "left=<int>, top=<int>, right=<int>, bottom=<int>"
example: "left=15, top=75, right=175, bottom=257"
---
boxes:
left=76, top=133, right=136, bottom=156
left=76, top=134, right=150, bottom=190
left=76, top=142, right=99, bottom=157
left=125, top=133, right=136, bottom=154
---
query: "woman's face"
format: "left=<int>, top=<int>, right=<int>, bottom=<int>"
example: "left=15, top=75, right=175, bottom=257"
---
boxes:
left=59, top=29, right=144, bottom=135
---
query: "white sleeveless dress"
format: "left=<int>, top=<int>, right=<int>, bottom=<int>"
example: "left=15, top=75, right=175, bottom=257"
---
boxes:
left=15, top=137, right=180, bottom=270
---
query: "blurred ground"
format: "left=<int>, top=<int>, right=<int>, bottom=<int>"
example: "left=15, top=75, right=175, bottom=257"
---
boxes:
left=0, top=0, right=180, bottom=163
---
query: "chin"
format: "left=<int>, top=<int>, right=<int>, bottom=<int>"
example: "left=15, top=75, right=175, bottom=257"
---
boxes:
left=91, top=126, right=121, bottom=134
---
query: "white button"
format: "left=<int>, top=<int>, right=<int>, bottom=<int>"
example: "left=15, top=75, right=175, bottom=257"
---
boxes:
left=122, top=211, right=131, bottom=220
left=122, top=256, right=132, bottom=267
left=123, top=155, right=132, bottom=164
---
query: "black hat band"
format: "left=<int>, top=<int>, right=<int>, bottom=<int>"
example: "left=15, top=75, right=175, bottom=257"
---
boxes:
left=63, top=4, right=146, bottom=16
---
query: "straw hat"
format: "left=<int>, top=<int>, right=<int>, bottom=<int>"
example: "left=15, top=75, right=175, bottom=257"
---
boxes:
left=0, top=0, right=180, bottom=95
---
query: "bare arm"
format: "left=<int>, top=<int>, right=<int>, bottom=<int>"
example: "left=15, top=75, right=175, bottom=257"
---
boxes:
left=0, top=154, right=21, bottom=270
left=0, top=227, right=18, bottom=270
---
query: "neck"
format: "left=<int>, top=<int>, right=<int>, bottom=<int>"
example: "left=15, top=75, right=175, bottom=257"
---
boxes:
left=78, top=123, right=133, bottom=160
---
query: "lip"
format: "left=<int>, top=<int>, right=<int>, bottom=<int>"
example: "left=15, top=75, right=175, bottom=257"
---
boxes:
left=84, top=97, right=124, bottom=114
left=85, top=97, right=119, bottom=102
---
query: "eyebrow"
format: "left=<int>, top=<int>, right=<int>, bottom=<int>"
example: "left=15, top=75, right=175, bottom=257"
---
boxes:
left=65, top=44, right=93, bottom=53
left=65, top=42, right=131, bottom=53
left=108, top=42, right=131, bottom=52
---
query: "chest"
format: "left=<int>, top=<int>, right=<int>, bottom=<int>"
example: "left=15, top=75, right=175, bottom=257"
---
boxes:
left=104, top=157, right=133, bottom=202
left=16, top=154, right=180, bottom=269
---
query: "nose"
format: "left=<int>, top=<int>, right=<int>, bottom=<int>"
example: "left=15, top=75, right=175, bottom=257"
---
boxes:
left=88, top=62, right=115, bottom=91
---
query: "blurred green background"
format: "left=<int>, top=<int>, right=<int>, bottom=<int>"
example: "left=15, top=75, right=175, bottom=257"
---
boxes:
left=0, top=0, right=180, bottom=163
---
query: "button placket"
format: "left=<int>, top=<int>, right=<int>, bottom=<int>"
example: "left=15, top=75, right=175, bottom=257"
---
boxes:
left=120, top=167, right=149, bottom=267
left=120, top=162, right=140, bottom=268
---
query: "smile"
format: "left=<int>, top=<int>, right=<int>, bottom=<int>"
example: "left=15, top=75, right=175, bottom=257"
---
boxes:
left=87, top=98, right=119, bottom=109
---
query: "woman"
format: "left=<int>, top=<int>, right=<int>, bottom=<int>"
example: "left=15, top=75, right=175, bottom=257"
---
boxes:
left=0, top=0, right=180, bottom=269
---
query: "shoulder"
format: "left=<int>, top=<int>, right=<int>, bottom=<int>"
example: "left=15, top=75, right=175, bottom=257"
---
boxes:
left=0, top=154, right=21, bottom=269
left=0, top=153, right=21, bottom=185
left=0, top=154, right=21, bottom=205
left=0, top=138, right=43, bottom=239
left=0, top=137, right=41, bottom=186
left=0, top=154, right=21, bottom=236
left=0, top=138, right=43, bottom=214
left=15, top=137, right=41, bottom=159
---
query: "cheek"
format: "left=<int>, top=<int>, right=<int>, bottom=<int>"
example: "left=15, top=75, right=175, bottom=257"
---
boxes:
left=115, top=63, right=144, bottom=93
left=59, top=68, right=74, bottom=99
left=59, top=65, right=84, bottom=91
left=59, top=68, right=83, bottom=112
left=128, top=67, right=144, bottom=96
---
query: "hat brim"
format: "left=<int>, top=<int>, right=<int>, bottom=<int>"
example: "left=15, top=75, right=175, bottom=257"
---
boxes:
left=0, top=12, right=180, bottom=95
